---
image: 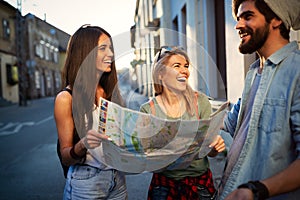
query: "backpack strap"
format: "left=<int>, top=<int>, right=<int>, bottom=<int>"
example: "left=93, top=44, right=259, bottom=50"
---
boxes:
left=149, top=99, right=155, bottom=115
left=61, top=87, right=72, bottom=95
left=194, top=92, right=200, bottom=119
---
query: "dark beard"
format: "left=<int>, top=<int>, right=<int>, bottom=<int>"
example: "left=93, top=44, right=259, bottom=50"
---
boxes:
left=239, top=23, right=270, bottom=54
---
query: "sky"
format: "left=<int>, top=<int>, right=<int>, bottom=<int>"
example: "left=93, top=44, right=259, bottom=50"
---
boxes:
left=5, top=0, right=137, bottom=69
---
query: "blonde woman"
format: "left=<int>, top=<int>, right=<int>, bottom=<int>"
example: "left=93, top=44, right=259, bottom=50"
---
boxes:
left=140, top=46, right=225, bottom=200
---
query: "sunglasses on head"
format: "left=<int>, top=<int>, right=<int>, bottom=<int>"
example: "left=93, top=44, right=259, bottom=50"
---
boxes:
left=157, top=46, right=185, bottom=62
left=80, top=24, right=92, bottom=28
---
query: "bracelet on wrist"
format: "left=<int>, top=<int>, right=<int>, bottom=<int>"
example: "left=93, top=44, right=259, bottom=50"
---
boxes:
left=70, top=145, right=85, bottom=160
left=238, top=180, right=269, bottom=200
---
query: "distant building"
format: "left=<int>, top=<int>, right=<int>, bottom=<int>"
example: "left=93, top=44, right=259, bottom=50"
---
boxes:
left=0, top=0, right=70, bottom=104
left=131, top=0, right=300, bottom=103
left=23, top=13, right=70, bottom=99
left=0, top=0, right=18, bottom=103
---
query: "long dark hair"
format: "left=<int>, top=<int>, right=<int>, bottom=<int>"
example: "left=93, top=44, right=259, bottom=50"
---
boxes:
left=62, top=25, right=123, bottom=138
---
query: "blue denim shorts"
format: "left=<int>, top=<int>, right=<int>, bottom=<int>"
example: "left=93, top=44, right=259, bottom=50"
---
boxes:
left=63, top=164, right=127, bottom=200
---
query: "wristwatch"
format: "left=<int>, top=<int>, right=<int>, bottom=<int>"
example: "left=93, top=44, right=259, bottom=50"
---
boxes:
left=238, top=181, right=269, bottom=200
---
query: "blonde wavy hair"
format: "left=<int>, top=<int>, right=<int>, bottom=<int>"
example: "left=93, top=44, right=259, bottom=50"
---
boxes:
left=152, top=47, right=197, bottom=116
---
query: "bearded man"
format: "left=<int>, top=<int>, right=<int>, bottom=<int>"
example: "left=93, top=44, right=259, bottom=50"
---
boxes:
left=218, top=0, right=300, bottom=199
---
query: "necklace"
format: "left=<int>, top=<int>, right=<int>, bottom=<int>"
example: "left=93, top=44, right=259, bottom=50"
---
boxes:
left=160, top=96, right=184, bottom=118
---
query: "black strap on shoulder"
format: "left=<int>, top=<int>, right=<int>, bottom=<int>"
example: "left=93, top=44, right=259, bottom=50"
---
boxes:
left=61, top=87, right=72, bottom=95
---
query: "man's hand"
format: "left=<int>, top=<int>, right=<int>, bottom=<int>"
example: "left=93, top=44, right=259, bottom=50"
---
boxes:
left=224, top=188, right=254, bottom=200
left=208, top=135, right=225, bottom=157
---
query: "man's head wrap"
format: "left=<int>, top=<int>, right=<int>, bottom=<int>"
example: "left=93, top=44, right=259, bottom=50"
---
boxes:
left=264, top=0, right=300, bottom=30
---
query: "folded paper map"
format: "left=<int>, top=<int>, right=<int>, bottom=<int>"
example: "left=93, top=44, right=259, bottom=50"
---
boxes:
left=89, top=98, right=228, bottom=173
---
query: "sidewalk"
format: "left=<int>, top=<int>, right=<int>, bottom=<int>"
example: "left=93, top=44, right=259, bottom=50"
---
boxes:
left=0, top=97, right=16, bottom=107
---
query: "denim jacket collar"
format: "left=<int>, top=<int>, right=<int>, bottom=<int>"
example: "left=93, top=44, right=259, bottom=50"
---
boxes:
left=268, top=41, right=298, bottom=65
left=249, top=41, right=299, bottom=71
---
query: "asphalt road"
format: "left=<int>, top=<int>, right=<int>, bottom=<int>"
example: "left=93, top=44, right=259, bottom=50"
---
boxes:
left=0, top=96, right=151, bottom=200
left=0, top=92, right=226, bottom=200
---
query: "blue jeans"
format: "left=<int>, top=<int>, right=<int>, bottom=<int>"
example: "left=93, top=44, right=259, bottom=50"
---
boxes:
left=151, top=186, right=169, bottom=200
left=63, top=165, right=127, bottom=200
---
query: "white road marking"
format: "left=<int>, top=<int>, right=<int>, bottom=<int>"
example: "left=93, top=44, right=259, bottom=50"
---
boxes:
left=0, top=122, right=34, bottom=136
left=36, top=116, right=53, bottom=126
left=0, top=115, right=53, bottom=136
left=0, top=122, right=16, bottom=132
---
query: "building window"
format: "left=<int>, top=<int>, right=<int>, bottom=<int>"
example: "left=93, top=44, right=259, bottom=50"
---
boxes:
left=6, top=64, right=18, bottom=85
left=35, top=70, right=41, bottom=89
left=35, top=40, right=45, bottom=58
left=172, top=16, right=179, bottom=46
left=49, top=45, right=59, bottom=63
left=54, top=70, right=61, bottom=89
left=53, top=47, right=59, bottom=63
left=44, top=42, right=50, bottom=61
left=2, top=19, right=10, bottom=39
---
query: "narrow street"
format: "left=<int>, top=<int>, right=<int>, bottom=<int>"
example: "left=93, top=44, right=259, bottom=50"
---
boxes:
left=0, top=93, right=151, bottom=200
left=0, top=89, right=226, bottom=200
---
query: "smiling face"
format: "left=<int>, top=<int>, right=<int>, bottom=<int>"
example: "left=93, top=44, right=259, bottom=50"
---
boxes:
left=160, top=54, right=190, bottom=92
left=235, top=0, right=270, bottom=54
left=96, top=34, right=113, bottom=72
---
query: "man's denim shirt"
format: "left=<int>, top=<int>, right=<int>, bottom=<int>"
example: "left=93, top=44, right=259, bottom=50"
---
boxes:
left=220, top=41, right=300, bottom=200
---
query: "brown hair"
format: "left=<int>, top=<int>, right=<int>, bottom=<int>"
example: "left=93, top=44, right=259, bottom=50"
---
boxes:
left=62, top=25, right=122, bottom=102
left=62, top=25, right=123, bottom=137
